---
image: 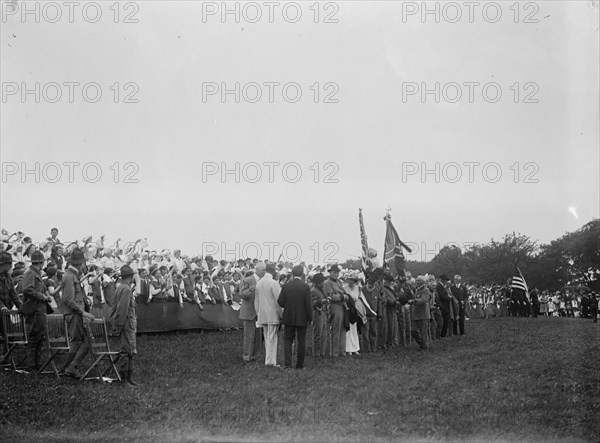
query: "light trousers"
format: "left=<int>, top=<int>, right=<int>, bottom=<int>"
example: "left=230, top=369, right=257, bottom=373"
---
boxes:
left=262, top=324, right=279, bottom=366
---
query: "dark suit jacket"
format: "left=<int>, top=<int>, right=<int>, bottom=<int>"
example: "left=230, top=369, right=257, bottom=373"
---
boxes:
left=436, top=282, right=452, bottom=314
left=451, top=284, right=468, bottom=313
left=278, top=278, right=313, bottom=326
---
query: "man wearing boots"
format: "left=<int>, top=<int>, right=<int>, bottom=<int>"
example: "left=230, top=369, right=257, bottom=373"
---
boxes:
left=21, top=251, right=52, bottom=372
left=111, top=265, right=139, bottom=386
left=61, top=248, right=95, bottom=378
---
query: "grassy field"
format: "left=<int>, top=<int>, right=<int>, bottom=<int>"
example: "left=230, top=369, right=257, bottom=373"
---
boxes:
left=1, top=316, right=599, bottom=442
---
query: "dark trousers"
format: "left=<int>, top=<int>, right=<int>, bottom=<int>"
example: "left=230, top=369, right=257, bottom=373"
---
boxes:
left=440, top=310, right=450, bottom=337
left=360, top=317, right=378, bottom=352
left=64, top=314, right=91, bottom=371
left=385, top=307, right=396, bottom=347
left=453, top=308, right=465, bottom=336
left=242, top=320, right=261, bottom=361
left=411, top=319, right=430, bottom=350
left=26, top=314, right=47, bottom=368
left=284, top=325, right=307, bottom=369
left=431, top=309, right=443, bottom=339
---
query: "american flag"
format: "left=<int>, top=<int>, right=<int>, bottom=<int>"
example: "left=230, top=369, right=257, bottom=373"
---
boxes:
left=511, top=266, right=529, bottom=297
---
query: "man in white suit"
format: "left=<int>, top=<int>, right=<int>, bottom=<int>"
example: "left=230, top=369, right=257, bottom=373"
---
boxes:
left=255, top=263, right=282, bottom=366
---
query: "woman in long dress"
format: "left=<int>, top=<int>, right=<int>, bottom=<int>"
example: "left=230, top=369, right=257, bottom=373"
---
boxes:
left=343, top=272, right=361, bottom=355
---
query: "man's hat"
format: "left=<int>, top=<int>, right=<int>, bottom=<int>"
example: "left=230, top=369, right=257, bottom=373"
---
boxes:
left=70, top=248, right=86, bottom=265
left=120, top=265, right=134, bottom=278
left=329, top=264, right=341, bottom=273
left=0, top=251, right=13, bottom=265
left=312, top=273, right=325, bottom=284
left=439, top=274, right=450, bottom=282
left=31, top=250, right=45, bottom=264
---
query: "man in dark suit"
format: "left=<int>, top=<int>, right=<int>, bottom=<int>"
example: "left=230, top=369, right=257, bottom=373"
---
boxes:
left=278, top=265, right=313, bottom=369
left=451, top=274, right=468, bottom=336
left=436, top=275, right=452, bottom=338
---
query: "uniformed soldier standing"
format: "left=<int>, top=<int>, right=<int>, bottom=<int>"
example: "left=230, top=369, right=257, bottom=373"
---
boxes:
left=0, top=252, right=22, bottom=312
left=111, top=265, right=139, bottom=386
left=62, top=248, right=95, bottom=378
left=21, top=250, right=52, bottom=371
left=0, top=252, right=22, bottom=363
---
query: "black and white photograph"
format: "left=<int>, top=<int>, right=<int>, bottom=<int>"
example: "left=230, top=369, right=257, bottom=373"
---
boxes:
left=1, top=1, right=599, bottom=441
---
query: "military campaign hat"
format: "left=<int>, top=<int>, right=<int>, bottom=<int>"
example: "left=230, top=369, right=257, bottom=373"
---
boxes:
left=120, top=265, right=135, bottom=278
left=0, top=251, right=13, bottom=265
left=31, top=250, right=45, bottom=264
left=70, top=248, right=86, bottom=265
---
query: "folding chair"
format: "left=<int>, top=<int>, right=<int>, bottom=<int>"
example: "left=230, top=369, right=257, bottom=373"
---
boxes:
left=1, top=310, right=28, bottom=372
left=38, top=314, right=70, bottom=378
left=79, top=318, right=121, bottom=383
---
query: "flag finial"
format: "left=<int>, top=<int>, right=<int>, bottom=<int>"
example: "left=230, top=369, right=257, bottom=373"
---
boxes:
left=384, top=207, right=391, bottom=221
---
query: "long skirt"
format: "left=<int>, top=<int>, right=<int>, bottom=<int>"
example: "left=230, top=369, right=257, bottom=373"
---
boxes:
left=345, top=322, right=360, bottom=353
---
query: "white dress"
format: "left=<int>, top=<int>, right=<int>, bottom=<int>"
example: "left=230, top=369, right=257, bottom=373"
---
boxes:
left=344, top=284, right=360, bottom=353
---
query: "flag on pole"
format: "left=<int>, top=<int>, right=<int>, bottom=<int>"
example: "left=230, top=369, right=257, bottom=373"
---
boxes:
left=511, top=265, right=529, bottom=299
left=383, top=211, right=412, bottom=277
left=359, top=209, right=370, bottom=273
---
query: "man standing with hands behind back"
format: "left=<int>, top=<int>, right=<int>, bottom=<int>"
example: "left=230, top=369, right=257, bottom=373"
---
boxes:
left=278, top=265, right=313, bottom=369
left=254, top=263, right=282, bottom=367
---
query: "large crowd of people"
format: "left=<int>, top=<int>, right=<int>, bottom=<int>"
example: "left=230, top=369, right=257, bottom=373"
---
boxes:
left=1, top=228, right=598, bottom=378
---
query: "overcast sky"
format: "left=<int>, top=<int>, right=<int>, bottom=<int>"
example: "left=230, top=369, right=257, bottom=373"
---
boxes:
left=1, top=1, right=598, bottom=263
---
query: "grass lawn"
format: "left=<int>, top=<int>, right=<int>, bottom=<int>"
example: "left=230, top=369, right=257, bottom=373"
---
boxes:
left=1, top=317, right=599, bottom=442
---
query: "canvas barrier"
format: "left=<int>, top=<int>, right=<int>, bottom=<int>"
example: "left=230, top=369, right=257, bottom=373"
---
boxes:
left=90, top=302, right=243, bottom=333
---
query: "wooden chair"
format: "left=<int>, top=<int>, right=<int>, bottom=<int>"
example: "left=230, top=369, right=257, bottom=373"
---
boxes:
left=38, top=314, right=70, bottom=378
left=1, top=310, right=28, bottom=372
left=79, top=318, right=121, bottom=383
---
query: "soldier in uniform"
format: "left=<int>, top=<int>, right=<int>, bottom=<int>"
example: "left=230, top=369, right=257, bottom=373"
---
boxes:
left=21, top=250, right=52, bottom=371
left=323, top=264, right=349, bottom=357
left=0, top=251, right=21, bottom=312
left=0, top=252, right=22, bottom=362
left=239, top=262, right=266, bottom=362
left=111, top=265, right=139, bottom=386
left=360, top=272, right=381, bottom=353
left=409, top=276, right=432, bottom=351
left=381, top=273, right=398, bottom=349
left=310, top=273, right=328, bottom=357
left=62, top=248, right=95, bottom=378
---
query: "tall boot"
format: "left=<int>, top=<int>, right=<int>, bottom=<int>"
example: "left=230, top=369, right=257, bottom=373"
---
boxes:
left=126, top=357, right=140, bottom=387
